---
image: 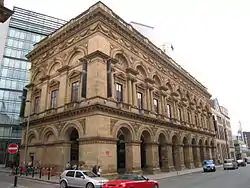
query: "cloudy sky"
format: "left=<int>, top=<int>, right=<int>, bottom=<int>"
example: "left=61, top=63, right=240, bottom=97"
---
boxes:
left=4, top=0, right=250, bottom=134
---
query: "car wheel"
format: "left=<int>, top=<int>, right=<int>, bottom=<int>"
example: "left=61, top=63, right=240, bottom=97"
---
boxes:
left=214, top=168, right=216, bottom=172
left=60, top=181, right=68, bottom=188
left=86, top=182, right=94, bottom=188
left=153, top=184, right=159, bottom=188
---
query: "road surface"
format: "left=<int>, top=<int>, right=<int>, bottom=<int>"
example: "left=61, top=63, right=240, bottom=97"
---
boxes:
left=1, top=166, right=250, bottom=188
left=159, top=166, right=250, bottom=188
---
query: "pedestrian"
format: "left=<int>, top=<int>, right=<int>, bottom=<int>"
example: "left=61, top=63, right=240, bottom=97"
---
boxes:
left=65, top=162, right=70, bottom=170
left=92, top=165, right=97, bottom=175
left=97, top=166, right=102, bottom=177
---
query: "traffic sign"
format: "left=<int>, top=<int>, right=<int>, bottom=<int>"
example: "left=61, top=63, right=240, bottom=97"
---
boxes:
left=8, top=143, right=19, bottom=154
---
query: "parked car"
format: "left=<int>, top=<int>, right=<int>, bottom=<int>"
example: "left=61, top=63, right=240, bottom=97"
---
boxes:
left=245, top=157, right=250, bottom=164
left=237, top=159, right=246, bottom=167
left=202, top=160, right=216, bottom=172
left=102, top=174, right=159, bottom=188
left=223, top=159, right=238, bottom=170
left=59, top=170, right=108, bottom=188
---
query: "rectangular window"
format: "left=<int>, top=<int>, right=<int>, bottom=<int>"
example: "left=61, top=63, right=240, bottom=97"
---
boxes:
left=81, top=60, right=87, bottom=98
left=107, top=60, right=112, bottom=98
left=71, top=82, right=79, bottom=102
left=187, top=111, right=191, bottom=123
left=116, top=83, right=123, bottom=102
left=34, top=96, right=40, bottom=114
left=153, top=98, right=159, bottom=113
left=50, top=90, right=58, bottom=108
left=137, top=92, right=143, bottom=110
left=166, top=104, right=172, bottom=118
left=178, top=108, right=182, bottom=121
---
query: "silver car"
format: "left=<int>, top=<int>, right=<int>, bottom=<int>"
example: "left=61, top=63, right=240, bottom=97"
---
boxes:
left=59, top=170, right=108, bottom=188
left=223, top=159, right=238, bottom=170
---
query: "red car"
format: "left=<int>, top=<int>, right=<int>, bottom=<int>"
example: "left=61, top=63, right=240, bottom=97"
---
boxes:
left=102, top=174, right=159, bottom=188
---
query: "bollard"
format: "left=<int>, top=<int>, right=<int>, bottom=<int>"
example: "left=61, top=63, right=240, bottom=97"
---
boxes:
left=14, top=175, right=18, bottom=187
left=32, top=167, right=35, bottom=178
left=39, top=168, right=42, bottom=179
left=48, top=168, right=51, bottom=180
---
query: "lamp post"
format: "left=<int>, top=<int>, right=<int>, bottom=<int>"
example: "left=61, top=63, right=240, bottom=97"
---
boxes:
left=23, top=100, right=31, bottom=166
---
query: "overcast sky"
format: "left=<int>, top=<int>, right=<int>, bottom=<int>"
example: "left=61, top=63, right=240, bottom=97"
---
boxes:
left=4, top=0, right=250, bottom=134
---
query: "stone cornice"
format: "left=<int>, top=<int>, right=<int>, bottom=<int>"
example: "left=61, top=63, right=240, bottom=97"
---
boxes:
left=21, top=102, right=215, bottom=137
left=25, top=2, right=209, bottom=97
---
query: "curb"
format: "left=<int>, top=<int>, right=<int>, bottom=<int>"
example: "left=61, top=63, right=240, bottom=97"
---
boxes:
left=18, top=176, right=59, bottom=184
left=150, top=165, right=223, bottom=180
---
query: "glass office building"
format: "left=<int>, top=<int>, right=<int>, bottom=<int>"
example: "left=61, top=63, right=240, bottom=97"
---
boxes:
left=0, top=7, right=66, bottom=166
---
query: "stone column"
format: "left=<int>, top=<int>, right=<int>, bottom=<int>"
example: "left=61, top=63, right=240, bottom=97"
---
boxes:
left=208, top=147, right=212, bottom=159
left=132, top=81, right=137, bottom=106
left=179, top=144, right=185, bottom=170
left=212, top=146, right=217, bottom=162
left=158, top=95, right=163, bottom=114
left=172, top=144, right=181, bottom=171
left=202, top=147, right=207, bottom=160
left=161, top=95, right=166, bottom=115
left=173, top=101, right=178, bottom=120
left=194, top=145, right=201, bottom=167
left=184, top=145, right=195, bottom=169
left=127, top=79, right=132, bottom=105
left=145, top=142, right=160, bottom=173
left=150, top=90, right=154, bottom=112
left=162, top=143, right=175, bottom=171
left=146, top=88, right=151, bottom=111
left=125, top=142, right=141, bottom=173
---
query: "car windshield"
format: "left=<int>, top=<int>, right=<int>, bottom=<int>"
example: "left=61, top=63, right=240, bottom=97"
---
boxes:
left=224, top=159, right=233, bottom=163
left=116, top=174, right=146, bottom=181
left=204, top=160, right=213, bottom=165
left=82, top=171, right=98, bottom=178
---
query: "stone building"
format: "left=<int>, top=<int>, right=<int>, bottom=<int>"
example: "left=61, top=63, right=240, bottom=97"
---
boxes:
left=20, top=2, right=216, bottom=175
left=211, top=98, right=235, bottom=161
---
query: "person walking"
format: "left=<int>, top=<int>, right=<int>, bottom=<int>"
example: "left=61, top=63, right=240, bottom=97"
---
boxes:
left=92, top=165, right=97, bottom=175
left=97, top=166, right=102, bottom=177
left=65, top=162, right=71, bottom=170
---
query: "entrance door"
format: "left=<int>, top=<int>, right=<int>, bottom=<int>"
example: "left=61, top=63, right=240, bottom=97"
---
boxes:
left=140, top=137, right=146, bottom=169
left=117, top=135, right=125, bottom=173
left=70, top=129, right=79, bottom=164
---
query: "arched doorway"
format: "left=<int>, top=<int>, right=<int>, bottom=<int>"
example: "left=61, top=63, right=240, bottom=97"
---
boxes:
left=140, top=131, right=151, bottom=169
left=172, top=135, right=180, bottom=170
left=192, top=138, right=198, bottom=167
left=69, top=128, right=79, bottom=164
left=183, top=137, right=189, bottom=168
left=158, top=133, right=166, bottom=169
left=199, top=139, right=204, bottom=162
left=116, top=127, right=132, bottom=173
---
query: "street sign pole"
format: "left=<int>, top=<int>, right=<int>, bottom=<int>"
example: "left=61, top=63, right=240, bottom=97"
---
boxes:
left=7, top=143, right=19, bottom=187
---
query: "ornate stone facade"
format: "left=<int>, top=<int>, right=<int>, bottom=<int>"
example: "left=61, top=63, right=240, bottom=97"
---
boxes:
left=20, top=2, right=216, bottom=175
left=211, top=98, right=235, bottom=161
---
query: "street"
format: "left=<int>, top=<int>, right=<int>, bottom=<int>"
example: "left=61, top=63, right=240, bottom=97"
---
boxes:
left=159, top=166, right=250, bottom=188
left=0, top=172, right=58, bottom=188
left=0, top=166, right=250, bottom=188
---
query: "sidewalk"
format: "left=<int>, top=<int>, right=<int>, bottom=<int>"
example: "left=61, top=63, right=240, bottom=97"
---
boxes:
left=0, top=165, right=222, bottom=184
left=146, top=165, right=222, bottom=180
